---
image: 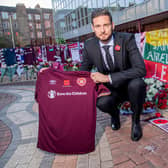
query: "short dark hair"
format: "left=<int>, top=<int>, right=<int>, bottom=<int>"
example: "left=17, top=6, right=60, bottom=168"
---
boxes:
left=91, top=8, right=112, bottom=24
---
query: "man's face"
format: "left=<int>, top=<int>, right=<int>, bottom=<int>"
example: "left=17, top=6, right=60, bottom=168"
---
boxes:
left=92, top=15, right=114, bottom=43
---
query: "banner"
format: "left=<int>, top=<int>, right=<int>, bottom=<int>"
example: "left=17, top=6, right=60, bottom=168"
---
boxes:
left=144, top=28, right=168, bottom=82
left=68, top=42, right=81, bottom=62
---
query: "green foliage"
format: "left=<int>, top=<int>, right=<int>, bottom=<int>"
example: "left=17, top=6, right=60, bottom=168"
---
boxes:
left=56, top=38, right=66, bottom=44
left=0, top=36, right=13, bottom=48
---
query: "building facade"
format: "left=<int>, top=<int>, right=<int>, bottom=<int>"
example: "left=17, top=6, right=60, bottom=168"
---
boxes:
left=0, top=4, right=55, bottom=47
left=52, top=0, right=168, bottom=42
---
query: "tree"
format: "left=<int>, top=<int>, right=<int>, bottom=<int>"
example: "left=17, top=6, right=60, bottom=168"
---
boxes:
left=0, top=36, right=13, bottom=48
left=56, top=38, right=66, bottom=44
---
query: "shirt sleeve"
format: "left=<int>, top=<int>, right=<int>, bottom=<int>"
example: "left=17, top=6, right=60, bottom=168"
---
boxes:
left=35, top=74, right=41, bottom=102
left=97, top=84, right=111, bottom=97
left=108, top=74, right=112, bottom=84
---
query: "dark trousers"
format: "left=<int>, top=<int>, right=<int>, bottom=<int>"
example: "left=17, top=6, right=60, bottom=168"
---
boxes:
left=96, top=78, right=146, bottom=120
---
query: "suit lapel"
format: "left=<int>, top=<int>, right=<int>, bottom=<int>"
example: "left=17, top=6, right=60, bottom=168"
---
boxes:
left=113, top=32, right=123, bottom=70
left=94, top=38, right=105, bottom=72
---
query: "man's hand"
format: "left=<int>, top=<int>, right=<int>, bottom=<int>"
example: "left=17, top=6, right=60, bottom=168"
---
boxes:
left=90, top=72, right=110, bottom=83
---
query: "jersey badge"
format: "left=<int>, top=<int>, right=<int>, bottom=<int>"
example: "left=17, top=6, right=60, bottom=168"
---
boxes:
left=76, top=78, right=86, bottom=87
left=48, top=90, right=56, bottom=99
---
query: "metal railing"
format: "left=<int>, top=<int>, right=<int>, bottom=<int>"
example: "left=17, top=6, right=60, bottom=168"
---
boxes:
left=62, top=0, right=168, bottom=40
left=113, top=0, right=168, bottom=25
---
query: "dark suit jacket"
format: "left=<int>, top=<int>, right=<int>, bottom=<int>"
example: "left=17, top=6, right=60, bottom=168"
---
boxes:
left=80, top=32, right=146, bottom=88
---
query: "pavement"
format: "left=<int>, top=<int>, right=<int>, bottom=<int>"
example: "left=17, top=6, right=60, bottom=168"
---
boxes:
left=0, top=83, right=168, bottom=168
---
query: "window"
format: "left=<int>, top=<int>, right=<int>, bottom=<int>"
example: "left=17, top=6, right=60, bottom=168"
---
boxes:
left=12, top=13, right=16, bottom=20
left=1, top=12, right=8, bottom=19
left=98, top=0, right=103, bottom=8
left=0, top=31, right=3, bottom=36
left=36, top=23, right=41, bottom=29
left=71, top=13, right=76, bottom=19
left=45, top=21, right=51, bottom=28
left=87, top=0, right=92, bottom=8
left=14, top=23, right=18, bottom=29
left=37, top=31, right=42, bottom=38
left=29, top=23, right=33, bottom=29
left=44, top=13, right=50, bottom=19
left=60, top=21, right=65, bottom=28
left=28, top=14, right=32, bottom=20
left=72, top=21, right=77, bottom=28
left=2, top=22, right=9, bottom=29
left=135, top=0, right=145, bottom=4
left=46, top=30, right=51, bottom=36
left=35, top=14, right=40, bottom=20
left=30, top=32, right=34, bottom=38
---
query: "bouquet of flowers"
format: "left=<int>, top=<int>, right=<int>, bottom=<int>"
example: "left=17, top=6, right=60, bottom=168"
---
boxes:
left=120, top=78, right=166, bottom=114
left=154, top=83, right=168, bottom=109
left=120, top=101, right=132, bottom=114
left=143, top=101, right=156, bottom=111
left=63, top=58, right=81, bottom=71
left=42, top=62, right=49, bottom=68
left=144, top=78, right=163, bottom=102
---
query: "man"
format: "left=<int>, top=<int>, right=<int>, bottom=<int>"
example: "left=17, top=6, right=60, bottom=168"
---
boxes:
left=80, top=8, right=146, bottom=141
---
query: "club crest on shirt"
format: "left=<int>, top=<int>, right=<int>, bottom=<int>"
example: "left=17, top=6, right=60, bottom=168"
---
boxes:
left=49, top=80, right=56, bottom=85
left=48, top=90, right=56, bottom=99
left=76, top=78, right=86, bottom=86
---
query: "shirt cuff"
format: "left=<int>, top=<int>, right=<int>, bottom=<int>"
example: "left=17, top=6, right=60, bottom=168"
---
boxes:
left=108, top=74, right=112, bottom=84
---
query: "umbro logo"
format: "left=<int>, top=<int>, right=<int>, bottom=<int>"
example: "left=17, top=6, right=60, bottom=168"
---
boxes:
left=49, top=80, right=56, bottom=85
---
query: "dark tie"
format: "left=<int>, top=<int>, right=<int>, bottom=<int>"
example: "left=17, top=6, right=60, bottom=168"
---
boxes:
left=103, top=45, right=114, bottom=71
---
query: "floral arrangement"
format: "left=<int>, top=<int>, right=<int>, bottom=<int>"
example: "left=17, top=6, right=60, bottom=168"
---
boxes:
left=145, top=78, right=168, bottom=109
left=63, top=58, right=81, bottom=71
left=143, top=101, right=156, bottom=110
left=154, top=83, right=168, bottom=109
left=120, top=101, right=132, bottom=114
left=144, top=78, right=163, bottom=101
left=120, top=78, right=168, bottom=114
left=42, top=62, right=50, bottom=68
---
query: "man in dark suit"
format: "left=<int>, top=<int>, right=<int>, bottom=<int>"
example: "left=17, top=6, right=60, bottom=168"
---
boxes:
left=80, top=8, right=147, bottom=141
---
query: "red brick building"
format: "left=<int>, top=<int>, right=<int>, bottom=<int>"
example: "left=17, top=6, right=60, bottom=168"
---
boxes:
left=0, top=3, right=55, bottom=47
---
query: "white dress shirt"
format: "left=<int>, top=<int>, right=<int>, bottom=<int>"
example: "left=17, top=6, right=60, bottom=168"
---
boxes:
left=99, top=36, right=114, bottom=83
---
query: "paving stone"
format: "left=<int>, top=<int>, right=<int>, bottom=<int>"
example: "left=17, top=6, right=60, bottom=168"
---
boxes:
left=113, top=160, right=136, bottom=168
left=4, top=156, right=19, bottom=168
left=88, top=156, right=100, bottom=168
left=108, top=136, right=122, bottom=144
left=15, top=163, right=28, bottom=168
left=19, top=122, right=38, bottom=139
left=53, top=155, right=66, bottom=163
left=135, top=161, right=155, bottom=168
left=127, top=152, right=146, bottom=165
left=76, top=155, right=89, bottom=168
left=52, top=162, right=65, bottom=168
left=101, top=160, right=113, bottom=168
left=7, top=111, right=36, bottom=125
left=1, top=85, right=168, bottom=168
left=20, top=96, right=34, bottom=102
left=145, top=153, right=168, bottom=168
left=64, top=159, right=77, bottom=168
left=100, top=147, right=112, bottom=162
left=112, top=153, right=129, bottom=166
left=28, top=158, right=43, bottom=168
left=18, top=155, right=33, bottom=164
left=7, top=103, right=30, bottom=113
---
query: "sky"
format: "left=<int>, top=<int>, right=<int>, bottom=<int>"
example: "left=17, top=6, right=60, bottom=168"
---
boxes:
left=0, top=0, right=52, bottom=9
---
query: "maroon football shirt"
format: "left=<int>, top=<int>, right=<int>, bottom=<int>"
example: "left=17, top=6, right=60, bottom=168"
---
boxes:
left=46, top=45, right=56, bottom=61
left=24, top=47, right=35, bottom=65
left=35, top=68, right=109, bottom=154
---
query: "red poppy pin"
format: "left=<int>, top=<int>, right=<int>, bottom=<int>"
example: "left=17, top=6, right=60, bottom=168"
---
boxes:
left=115, top=45, right=120, bottom=51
